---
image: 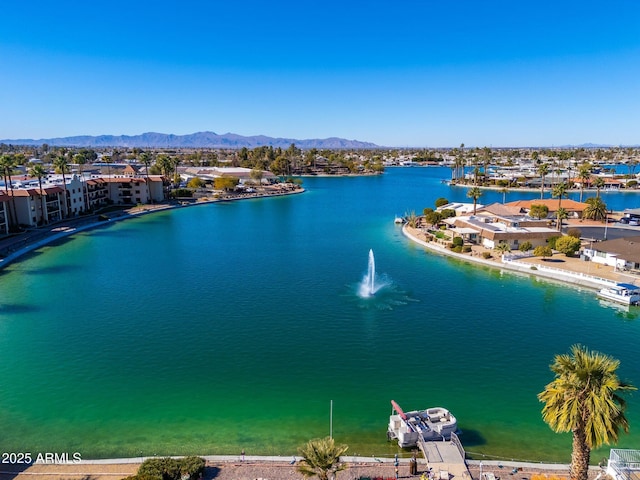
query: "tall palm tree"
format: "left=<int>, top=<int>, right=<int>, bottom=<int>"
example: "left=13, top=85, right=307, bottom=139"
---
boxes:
left=537, top=163, right=550, bottom=199
left=297, top=437, right=348, bottom=480
left=593, top=177, right=605, bottom=198
left=74, top=152, right=90, bottom=213
left=139, top=151, right=153, bottom=204
left=577, top=164, right=592, bottom=203
left=53, top=154, right=70, bottom=217
left=552, top=182, right=568, bottom=231
left=0, top=154, right=19, bottom=229
left=28, top=164, right=48, bottom=225
left=538, top=344, right=635, bottom=480
left=467, top=187, right=482, bottom=215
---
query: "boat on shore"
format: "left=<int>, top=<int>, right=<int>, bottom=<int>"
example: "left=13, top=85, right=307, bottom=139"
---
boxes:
left=597, top=283, right=640, bottom=306
left=387, top=400, right=457, bottom=448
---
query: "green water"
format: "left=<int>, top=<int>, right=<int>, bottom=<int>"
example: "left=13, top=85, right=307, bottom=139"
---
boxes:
left=0, top=168, right=639, bottom=462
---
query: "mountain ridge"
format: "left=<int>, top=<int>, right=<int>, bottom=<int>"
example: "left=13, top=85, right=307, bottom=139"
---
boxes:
left=0, top=131, right=380, bottom=149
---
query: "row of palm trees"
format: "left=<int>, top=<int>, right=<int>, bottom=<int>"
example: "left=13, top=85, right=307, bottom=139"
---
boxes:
left=296, top=345, right=633, bottom=480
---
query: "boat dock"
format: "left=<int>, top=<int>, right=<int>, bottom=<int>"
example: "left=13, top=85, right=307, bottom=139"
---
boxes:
left=417, top=433, right=470, bottom=480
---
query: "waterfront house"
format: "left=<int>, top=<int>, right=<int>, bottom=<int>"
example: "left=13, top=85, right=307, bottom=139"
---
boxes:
left=582, top=236, right=640, bottom=273
left=448, top=202, right=559, bottom=250
left=505, top=198, right=588, bottom=219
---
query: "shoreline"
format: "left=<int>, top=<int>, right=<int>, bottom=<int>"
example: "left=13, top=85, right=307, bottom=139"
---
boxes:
left=0, top=187, right=304, bottom=271
left=0, top=454, right=592, bottom=480
left=401, top=224, right=626, bottom=292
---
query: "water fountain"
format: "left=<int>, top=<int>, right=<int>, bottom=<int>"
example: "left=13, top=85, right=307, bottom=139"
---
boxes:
left=367, top=249, right=375, bottom=295
left=358, top=249, right=377, bottom=297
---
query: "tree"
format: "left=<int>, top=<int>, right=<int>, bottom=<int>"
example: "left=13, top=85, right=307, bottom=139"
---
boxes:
left=214, top=176, right=239, bottom=191
left=53, top=154, right=70, bottom=217
left=593, top=177, right=605, bottom=198
left=538, top=345, right=635, bottom=480
left=577, top=164, right=592, bottom=202
left=28, top=164, right=48, bottom=225
left=583, top=197, right=607, bottom=222
left=187, top=177, right=205, bottom=189
left=74, top=152, right=90, bottom=213
left=139, top=151, right=153, bottom=204
left=552, top=182, right=569, bottom=231
left=529, top=204, right=549, bottom=220
left=435, top=197, right=449, bottom=208
left=0, top=154, right=19, bottom=229
left=555, top=236, right=582, bottom=256
left=519, top=241, right=533, bottom=252
left=538, top=163, right=550, bottom=199
left=250, top=167, right=264, bottom=185
left=466, top=187, right=482, bottom=215
left=424, top=210, right=442, bottom=227
left=494, top=242, right=511, bottom=254
left=297, top=437, right=348, bottom=480
left=533, top=245, right=553, bottom=260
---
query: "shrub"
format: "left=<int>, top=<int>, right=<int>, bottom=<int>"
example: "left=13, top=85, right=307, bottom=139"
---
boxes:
left=627, top=180, right=638, bottom=188
left=462, top=245, right=472, bottom=253
left=440, top=208, right=456, bottom=219
left=555, top=235, right=582, bottom=256
left=451, top=246, right=462, bottom=253
left=547, top=236, right=560, bottom=249
left=435, top=197, right=449, bottom=208
left=533, top=245, right=553, bottom=259
left=452, top=237, right=464, bottom=247
left=482, top=251, right=492, bottom=259
left=134, top=456, right=206, bottom=480
left=519, top=241, right=533, bottom=252
left=423, top=207, right=434, bottom=215
left=566, top=227, right=582, bottom=238
left=172, top=188, right=193, bottom=198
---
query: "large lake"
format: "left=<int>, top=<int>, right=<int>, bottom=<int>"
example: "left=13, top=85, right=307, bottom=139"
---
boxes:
left=1, top=167, right=639, bottom=462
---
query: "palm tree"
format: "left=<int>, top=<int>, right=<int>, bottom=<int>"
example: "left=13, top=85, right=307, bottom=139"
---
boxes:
left=499, top=187, right=509, bottom=204
left=0, top=154, right=19, bottom=229
left=552, top=182, right=568, bottom=231
left=297, top=437, right=348, bottom=480
left=538, top=344, right=635, bottom=480
left=139, top=151, right=153, bottom=204
left=583, top=197, right=607, bottom=221
left=28, top=164, right=48, bottom=225
left=577, top=164, right=592, bottom=202
left=467, top=187, right=482, bottom=215
left=74, top=152, right=90, bottom=213
left=53, top=154, right=70, bottom=217
left=593, top=177, right=605, bottom=198
left=537, top=163, right=550, bottom=199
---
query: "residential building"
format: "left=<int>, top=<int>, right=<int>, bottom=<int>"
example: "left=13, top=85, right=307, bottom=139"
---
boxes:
left=448, top=202, right=559, bottom=250
left=582, top=236, right=640, bottom=272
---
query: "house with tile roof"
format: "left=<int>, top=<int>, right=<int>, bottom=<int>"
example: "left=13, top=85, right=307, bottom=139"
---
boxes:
left=447, top=202, right=559, bottom=250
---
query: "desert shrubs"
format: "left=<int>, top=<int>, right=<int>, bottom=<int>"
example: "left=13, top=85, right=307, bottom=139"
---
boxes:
left=126, top=456, right=206, bottom=480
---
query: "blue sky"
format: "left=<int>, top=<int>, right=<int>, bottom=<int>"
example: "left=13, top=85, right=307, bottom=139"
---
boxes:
left=1, top=0, right=639, bottom=147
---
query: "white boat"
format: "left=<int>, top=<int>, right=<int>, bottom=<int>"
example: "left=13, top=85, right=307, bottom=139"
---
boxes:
left=394, top=215, right=405, bottom=224
left=597, top=283, right=640, bottom=306
left=387, top=400, right=457, bottom=448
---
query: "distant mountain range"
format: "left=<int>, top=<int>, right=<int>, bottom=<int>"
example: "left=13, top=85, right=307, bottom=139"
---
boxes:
left=0, top=131, right=380, bottom=149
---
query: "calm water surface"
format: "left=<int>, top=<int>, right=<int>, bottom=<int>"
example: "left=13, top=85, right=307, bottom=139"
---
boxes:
left=0, top=167, right=639, bottom=462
